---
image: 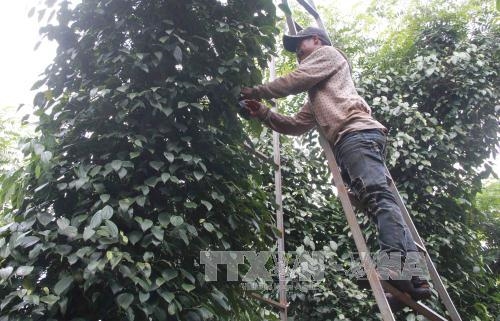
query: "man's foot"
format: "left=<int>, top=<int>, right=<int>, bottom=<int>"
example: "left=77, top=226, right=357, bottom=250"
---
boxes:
left=386, top=268, right=414, bottom=293
left=409, top=276, right=431, bottom=301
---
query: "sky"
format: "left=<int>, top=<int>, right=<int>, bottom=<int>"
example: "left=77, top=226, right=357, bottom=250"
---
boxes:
left=0, top=0, right=56, bottom=115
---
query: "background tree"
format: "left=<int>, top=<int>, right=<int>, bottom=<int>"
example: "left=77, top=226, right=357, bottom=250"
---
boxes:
left=0, top=107, right=31, bottom=225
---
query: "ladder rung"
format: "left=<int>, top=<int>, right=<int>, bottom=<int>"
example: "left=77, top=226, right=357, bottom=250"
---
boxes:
left=242, top=142, right=276, bottom=167
left=382, top=281, right=449, bottom=321
left=249, top=292, right=288, bottom=310
left=415, top=242, right=427, bottom=253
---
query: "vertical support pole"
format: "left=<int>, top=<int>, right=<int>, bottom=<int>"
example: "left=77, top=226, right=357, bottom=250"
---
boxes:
left=270, top=56, right=288, bottom=321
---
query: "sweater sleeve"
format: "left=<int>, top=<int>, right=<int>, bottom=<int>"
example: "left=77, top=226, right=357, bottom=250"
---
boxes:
left=256, top=101, right=316, bottom=136
left=253, top=46, right=344, bottom=99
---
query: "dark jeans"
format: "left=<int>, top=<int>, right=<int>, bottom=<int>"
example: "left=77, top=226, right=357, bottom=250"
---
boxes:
left=333, top=129, right=417, bottom=254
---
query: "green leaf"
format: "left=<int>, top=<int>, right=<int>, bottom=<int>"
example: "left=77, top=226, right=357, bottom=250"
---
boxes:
left=182, top=283, right=195, bottom=293
left=111, top=160, right=123, bottom=171
left=101, top=205, right=114, bottom=219
left=119, top=198, right=134, bottom=212
left=173, top=46, right=182, bottom=63
left=0, top=266, right=13, bottom=280
left=135, top=218, right=153, bottom=231
left=210, top=291, right=230, bottom=311
left=180, top=153, right=193, bottom=162
left=158, top=212, right=170, bottom=227
left=211, top=191, right=225, bottom=203
left=151, top=226, right=164, bottom=241
left=15, top=266, right=34, bottom=276
left=193, top=171, right=204, bottom=181
left=83, top=227, right=95, bottom=240
left=178, top=101, right=189, bottom=108
left=41, top=151, right=53, bottom=163
left=129, top=231, right=143, bottom=245
left=40, top=294, right=59, bottom=306
left=203, top=222, right=215, bottom=233
left=90, top=211, right=103, bottom=228
left=100, top=194, right=110, bottom=203
left=158, top=289, right=174, bottom=303
left=178, top=229, right=189, bottom=245
left=116, top=293, right=134, bottom=310
left=164, top=152, right=175, bottom=162
left=105, top=220, right=119, bottom=238
left=89, top=165, right=102, bottom=177
left=170, top=215, right=184, bottom=227
left=116, top=84, right=129, bottom=92
left=118, top=167, right=127, bottom=179
left=139, top=292, right=149, bottom=303
left=161, top=269, right=178, bottom=282
left=185, top=201, right=197, bottom=209
left=34, top=213, right=52, bottom=228
left=145, top=176, right=159, bottom=187
left=168, top=302, right=176, bottom=315
left=54, top=275, right=74, bottom=296
left=186, top=224, right=198, bottom=236
left=149, top=161, right=164, bottom=171
left=136, top=195, right=146, bottom=207
left=161, top=173, right=171, bottom=183
left=201, top=200, right=212, bottom=211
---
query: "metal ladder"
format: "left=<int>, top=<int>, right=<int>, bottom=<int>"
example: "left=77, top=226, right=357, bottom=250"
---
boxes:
left=247, top=1, right=463, bottom=320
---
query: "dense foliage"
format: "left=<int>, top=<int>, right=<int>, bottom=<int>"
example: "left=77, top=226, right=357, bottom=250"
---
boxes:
left=0, top=1, right=281, bottom=320
left=0, top=0, right=498, bottom=321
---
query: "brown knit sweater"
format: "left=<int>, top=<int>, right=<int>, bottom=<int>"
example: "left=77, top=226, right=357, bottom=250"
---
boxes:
left=252, top=46, right=386, bottom=145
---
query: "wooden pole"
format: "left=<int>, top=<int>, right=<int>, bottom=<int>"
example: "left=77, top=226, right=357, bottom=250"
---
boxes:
left=270, top=55, right=288, bottom=321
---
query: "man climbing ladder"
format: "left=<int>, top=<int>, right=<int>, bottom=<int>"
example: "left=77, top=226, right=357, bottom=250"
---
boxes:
left=240, top=26, right=431, bottom=310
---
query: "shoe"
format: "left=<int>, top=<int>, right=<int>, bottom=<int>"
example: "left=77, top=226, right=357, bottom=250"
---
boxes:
left=385, top=268, right=414, bottom=293
left=409, top=276, right=431, bottom=301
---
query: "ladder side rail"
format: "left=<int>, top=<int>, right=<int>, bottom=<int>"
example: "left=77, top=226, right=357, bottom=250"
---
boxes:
left=282, top=0, right=297, bottom=34
left=297, top=0, right=328, bottom=37
left=270, top=55, right=288, bottom=321
left=385, top=172, right=463, bottom=321
left=318, top=135, right=396, bottom=321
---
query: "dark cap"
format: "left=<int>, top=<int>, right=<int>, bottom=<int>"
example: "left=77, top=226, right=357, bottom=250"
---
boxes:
left=283, top=27, right=332, bottom=52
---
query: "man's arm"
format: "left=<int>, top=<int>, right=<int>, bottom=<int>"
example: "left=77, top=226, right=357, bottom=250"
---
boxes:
left=249, top=47, right=345, bottom=99
left=246, top=100, right=316, bottom=136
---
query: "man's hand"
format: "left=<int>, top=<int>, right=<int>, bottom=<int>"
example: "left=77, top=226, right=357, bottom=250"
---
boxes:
left=242, top=99, right=264, bottom=118
left=241, top=87, right=258, bottom=99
